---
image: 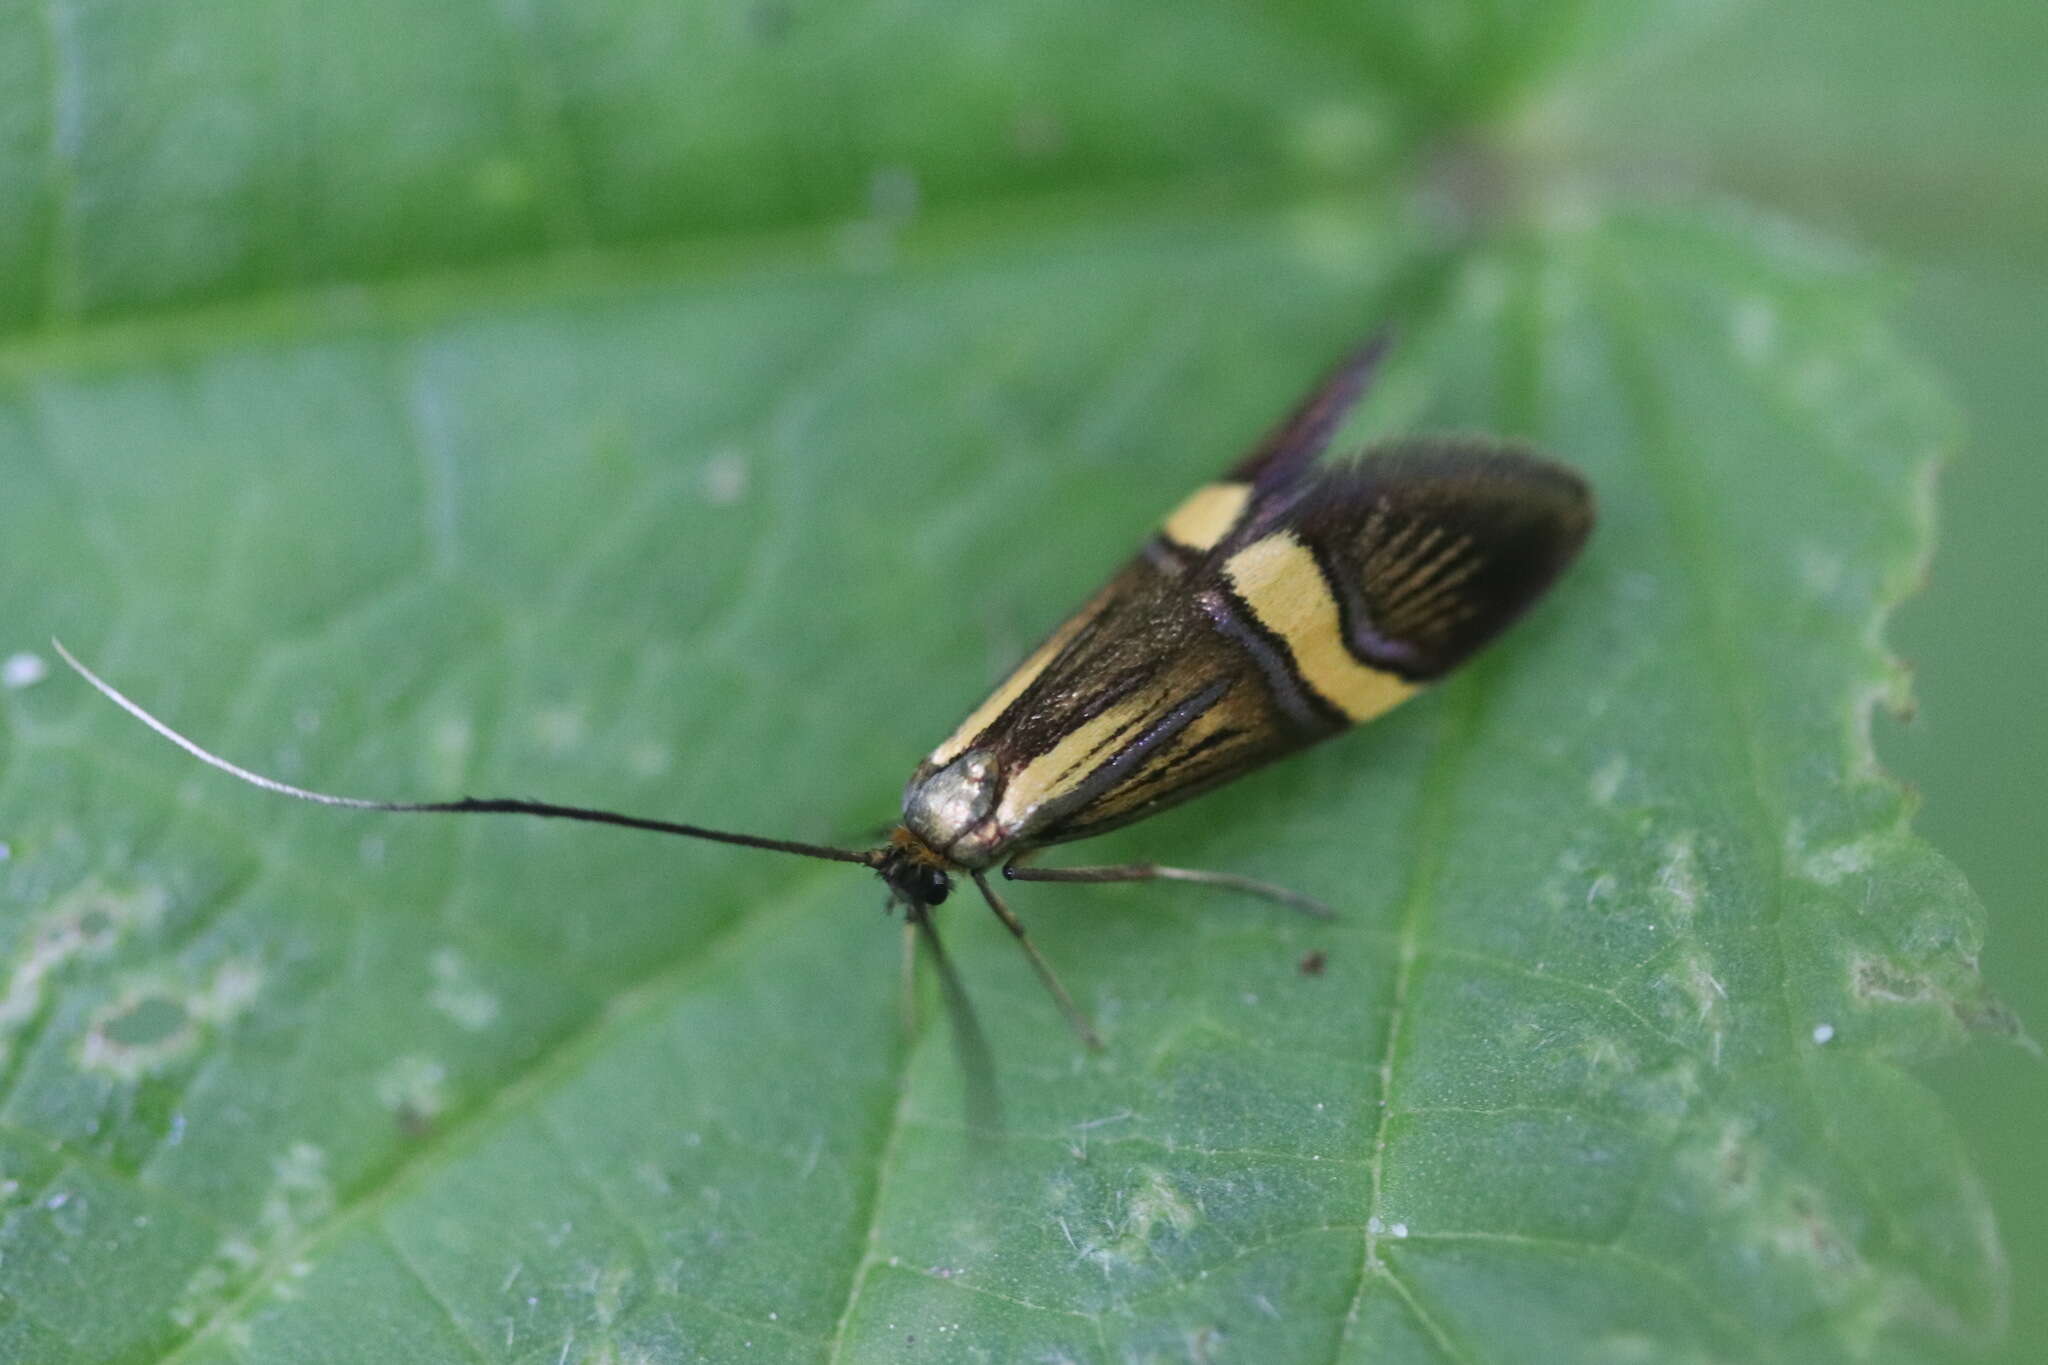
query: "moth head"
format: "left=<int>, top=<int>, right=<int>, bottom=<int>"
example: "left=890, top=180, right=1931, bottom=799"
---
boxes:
left=900, top=748, right=1004, bottom=867
left=876, top=831, right=954, bottom=908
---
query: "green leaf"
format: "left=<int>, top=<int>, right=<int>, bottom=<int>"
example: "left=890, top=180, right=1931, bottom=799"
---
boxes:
left=0, top=3, right=2004, bottom=1362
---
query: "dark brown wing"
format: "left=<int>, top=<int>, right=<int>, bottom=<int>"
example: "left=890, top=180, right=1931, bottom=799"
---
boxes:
left=917, top=336, right=1392, bottom=779
left=902, top=352, right=1593, bottom=864
left=1229, top=333, right=1393, bottom=490
left=1270, top=437, right=1595, bottom=681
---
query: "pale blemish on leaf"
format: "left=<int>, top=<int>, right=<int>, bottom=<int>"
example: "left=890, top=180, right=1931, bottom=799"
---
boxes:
left=429, top=947, right=500, bottom=1030
left=1654, top=835, right=1703, bottom=926
left=0, top=878, right=168, bottom=1066
left=171, top=1142, right=335, bottom=1329
left=1680, top=1117, right=1886, bottom=1332
left=374, top=1053, right=451, bottom=1122
left=1096, top=1168, right=1200, bottom=1272
left=1850, top=954, right=1940, bottom=1006
left=79, top=991, right=194, bottom=1079
left=1787, top=825, right=1881, bottom=886
left=197, top=957, right=266, bottom=1021
left=1656, top=949, right=1729, bottom=1067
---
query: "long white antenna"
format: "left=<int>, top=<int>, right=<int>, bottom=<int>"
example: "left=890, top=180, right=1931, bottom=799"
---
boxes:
left=51, top=638, right=877, bottom=865
left=56, top=637, right=405, bottom=809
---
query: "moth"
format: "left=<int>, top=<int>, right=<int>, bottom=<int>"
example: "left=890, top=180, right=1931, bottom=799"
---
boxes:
left=59, top=335, right=1593, bottom=1049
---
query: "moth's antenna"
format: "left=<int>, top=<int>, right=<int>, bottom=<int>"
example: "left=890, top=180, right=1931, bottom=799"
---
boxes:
left=52, top=639, right=879, bottom=868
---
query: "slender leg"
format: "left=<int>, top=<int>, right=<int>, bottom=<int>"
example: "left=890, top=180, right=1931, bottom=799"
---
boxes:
left=1003, top=861, right=1334, bottom=920
left=969, top=870, right=1104, bottom=1051
left=907, top=904, right=1003, bottom=1133
left=898, top=904, right=922, bottom=1036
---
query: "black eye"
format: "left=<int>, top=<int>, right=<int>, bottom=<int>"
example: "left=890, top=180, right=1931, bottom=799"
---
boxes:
left=920, top=869, right=950, bottom=905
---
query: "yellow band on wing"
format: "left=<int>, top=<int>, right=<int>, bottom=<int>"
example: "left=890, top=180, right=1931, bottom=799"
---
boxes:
left=1223, top=533, right=1418, bottom=724
left=1161, top=482, right=1251, bottom=552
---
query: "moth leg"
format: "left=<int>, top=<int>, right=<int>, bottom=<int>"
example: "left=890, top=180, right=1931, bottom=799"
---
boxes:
left=1004, top=861, right=1334, bottom=920
left=898, top=903, right=921, bottom=1036
left=906, top=901, right=1003, bottom=1133
left=969, top=870, right=1104, bottom=1051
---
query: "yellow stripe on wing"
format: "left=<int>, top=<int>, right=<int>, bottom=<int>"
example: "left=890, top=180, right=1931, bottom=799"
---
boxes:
left=1222, top=533, right=1418, bottom=724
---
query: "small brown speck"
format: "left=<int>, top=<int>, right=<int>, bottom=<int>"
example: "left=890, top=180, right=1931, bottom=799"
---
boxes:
left=1299, top=950, right=1328, bottom=976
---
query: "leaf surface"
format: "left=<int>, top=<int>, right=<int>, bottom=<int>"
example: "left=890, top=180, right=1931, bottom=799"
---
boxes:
left=0, top=3, right=2001, bottom=1362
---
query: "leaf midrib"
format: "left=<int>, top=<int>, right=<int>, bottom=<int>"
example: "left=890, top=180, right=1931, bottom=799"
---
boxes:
left=2, top=162, right=1396, bottom=369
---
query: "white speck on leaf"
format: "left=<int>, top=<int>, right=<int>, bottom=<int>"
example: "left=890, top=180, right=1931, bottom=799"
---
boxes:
left=2, top=652, right=48, bottom=689
left=1812, top=1023, right=1836, bottom=1045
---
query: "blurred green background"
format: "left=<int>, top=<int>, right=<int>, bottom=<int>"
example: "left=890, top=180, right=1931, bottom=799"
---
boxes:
left=1583, top=5, right=2048, bottom=1358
